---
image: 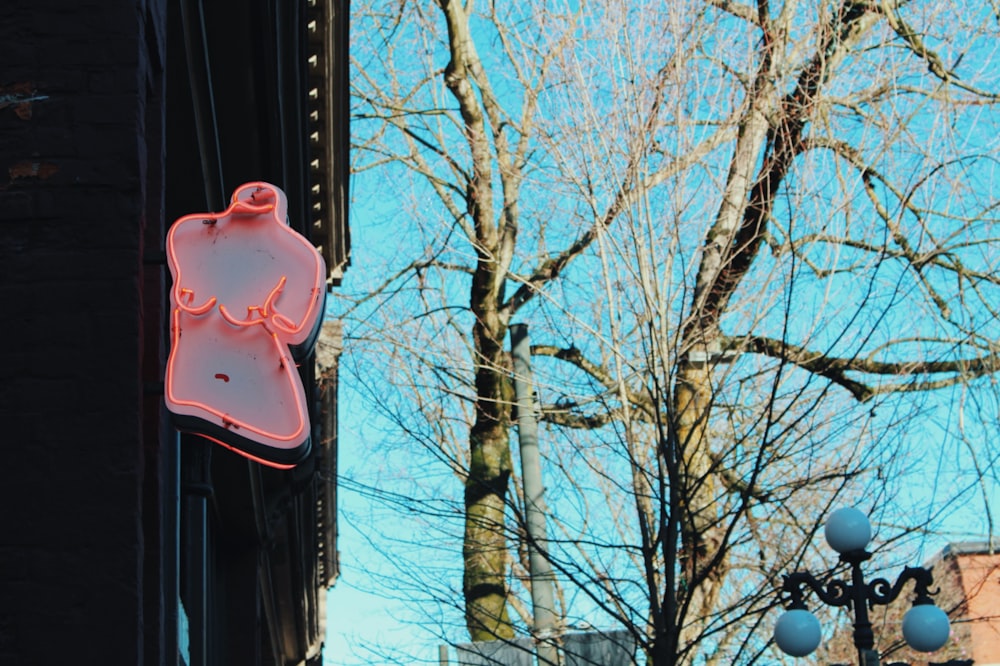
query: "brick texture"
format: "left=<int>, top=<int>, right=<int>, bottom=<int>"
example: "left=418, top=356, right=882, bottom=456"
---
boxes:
left=0, top=1, right=166, bottom=663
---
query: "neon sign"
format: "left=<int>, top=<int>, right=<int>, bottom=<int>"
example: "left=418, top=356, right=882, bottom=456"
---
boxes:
left=165, top=182, right=326, bottom=468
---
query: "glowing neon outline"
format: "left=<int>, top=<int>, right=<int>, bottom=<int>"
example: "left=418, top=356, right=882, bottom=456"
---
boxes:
left=164, top=182, right=325, bottom=467
left=166, top=183, right=325, bottom=347
left=165, top=307, right=308, bottom=444
left=193, top=433, right=296, bottom=470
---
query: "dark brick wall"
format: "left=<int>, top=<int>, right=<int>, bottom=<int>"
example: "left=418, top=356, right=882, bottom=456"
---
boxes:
left=0, top=1, right=167, bottom=664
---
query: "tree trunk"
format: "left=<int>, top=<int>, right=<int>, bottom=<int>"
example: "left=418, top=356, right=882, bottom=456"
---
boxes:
left=463, top=266, right=515, bottom=641
left=672, top=355, right=728, bottom=655
left=433, top=0, right=519, bottom=641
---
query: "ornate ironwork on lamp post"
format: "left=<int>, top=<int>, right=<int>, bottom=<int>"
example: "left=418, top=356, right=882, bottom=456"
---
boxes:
left=772, top=508, right=971, bottom=666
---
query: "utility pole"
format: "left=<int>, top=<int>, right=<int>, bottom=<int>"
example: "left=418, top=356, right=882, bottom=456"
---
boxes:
left=509, top=323, right=561, bottom=666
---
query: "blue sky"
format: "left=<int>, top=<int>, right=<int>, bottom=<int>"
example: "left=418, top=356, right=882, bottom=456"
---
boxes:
left=320, top=194, right=1000, bottom=664
left=322, top=1, right=1000, bottom=663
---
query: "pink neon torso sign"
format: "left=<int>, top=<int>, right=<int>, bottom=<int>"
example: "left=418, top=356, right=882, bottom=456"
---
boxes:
left=165, top=182, right=326, bottom=468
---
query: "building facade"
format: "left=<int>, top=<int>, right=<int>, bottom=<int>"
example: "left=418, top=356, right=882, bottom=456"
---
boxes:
left=819, top=542, right=1000, bottom=665
left=939, top=542, right=1000, bottom=665
left=0, top=1, right=349, bottom=664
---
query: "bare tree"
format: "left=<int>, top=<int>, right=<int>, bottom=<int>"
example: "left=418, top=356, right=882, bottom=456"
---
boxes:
left=344, top=0, right=1000, bottom=662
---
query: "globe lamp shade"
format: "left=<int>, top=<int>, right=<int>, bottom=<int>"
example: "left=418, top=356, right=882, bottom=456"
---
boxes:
left=774, top=609, right=822, bottom=657
left=902, top=604, right=951, bottom=653
left=824, top=507, right=872, bottom=554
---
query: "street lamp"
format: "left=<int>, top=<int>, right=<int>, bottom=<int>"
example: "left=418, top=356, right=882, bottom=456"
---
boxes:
left=772, top=508, right=965, bottom=666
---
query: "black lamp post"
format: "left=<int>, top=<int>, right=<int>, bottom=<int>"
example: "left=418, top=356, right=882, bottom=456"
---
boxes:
left=772, top=508, right=969, bottom=666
